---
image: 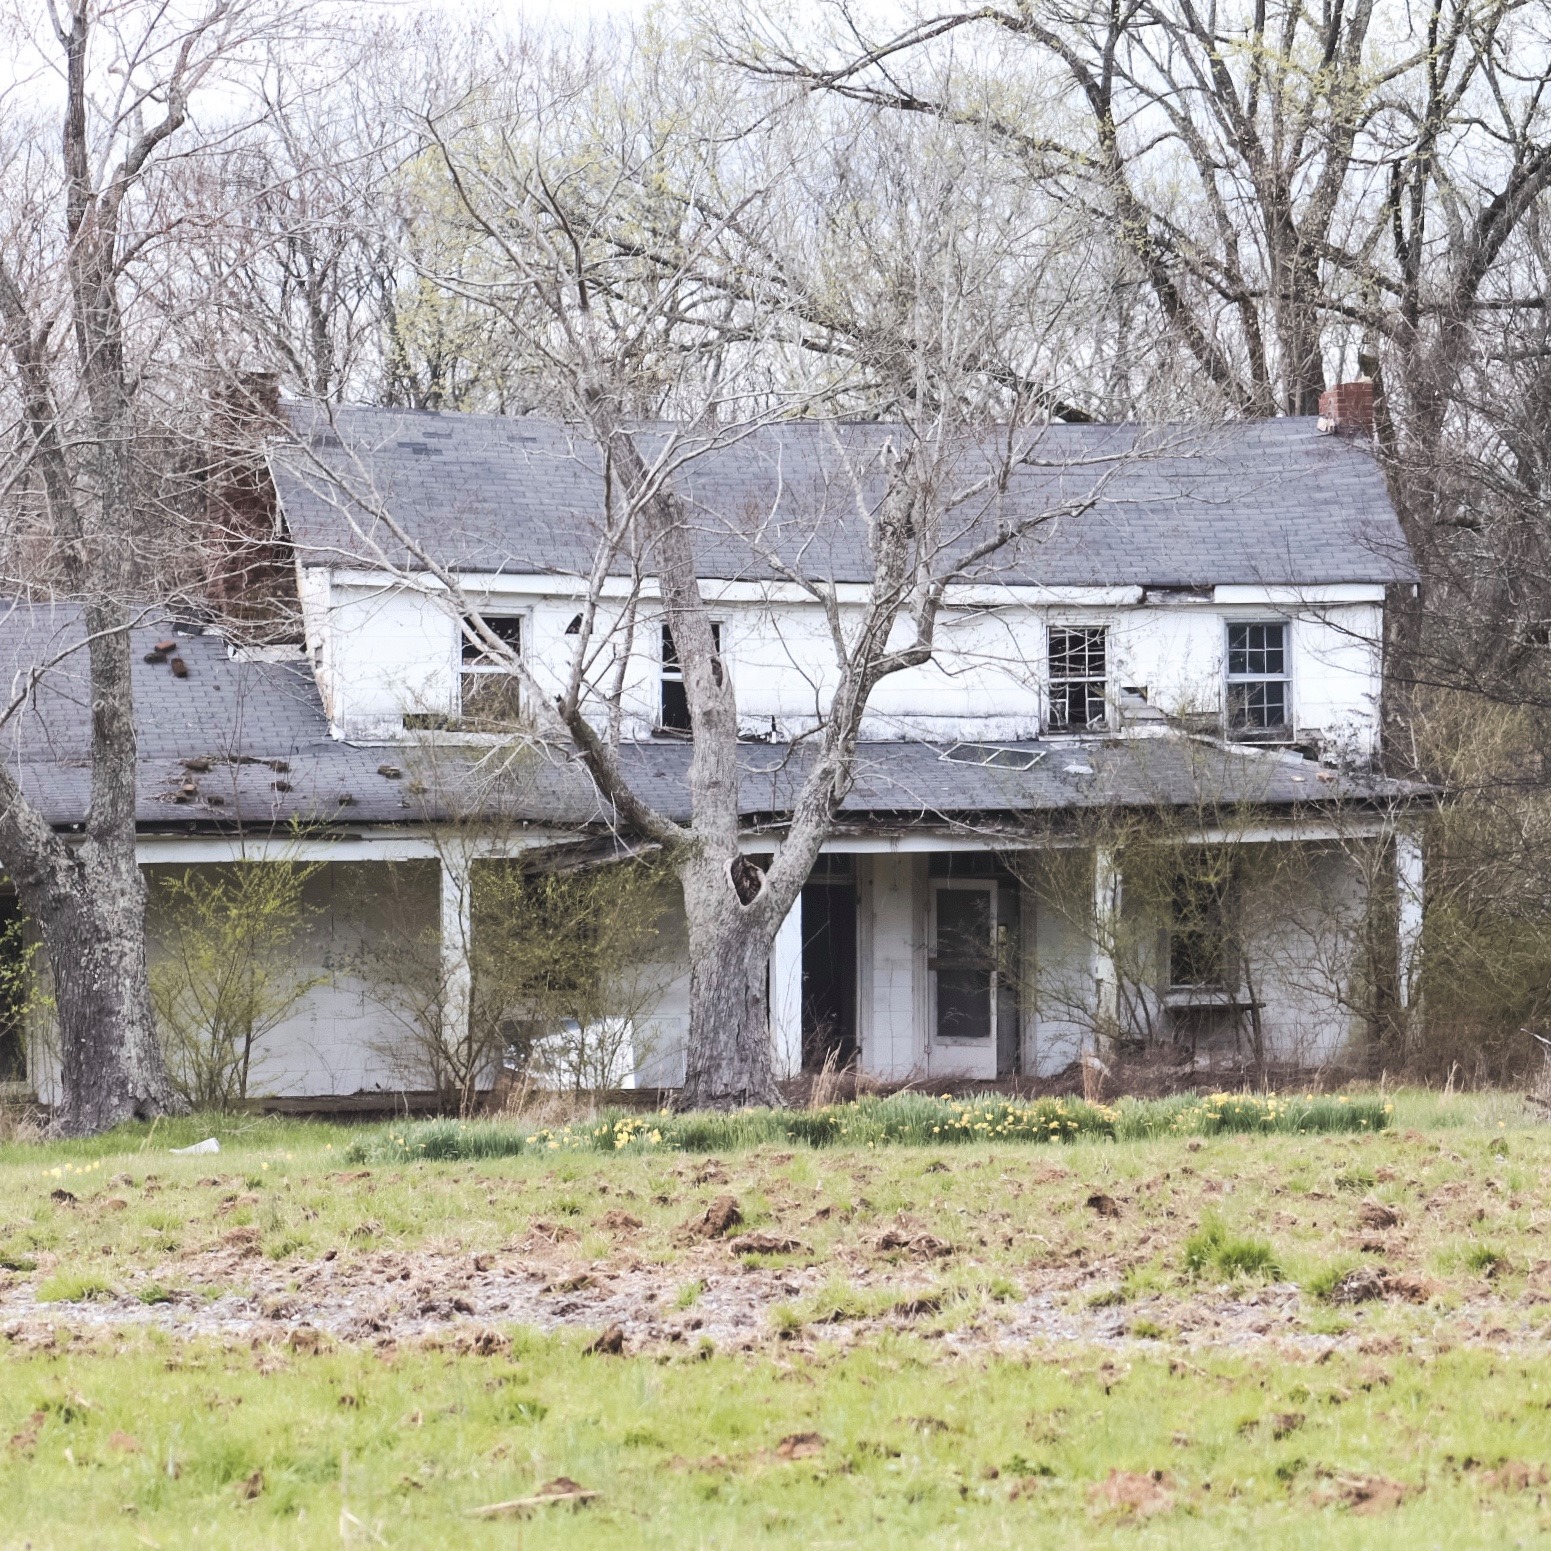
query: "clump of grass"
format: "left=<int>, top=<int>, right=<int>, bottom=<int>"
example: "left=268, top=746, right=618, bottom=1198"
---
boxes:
left=1304, top=1260, right=1361, bottom=1302
left=345, top=1119, right=528, bottom=1164
left=346, top=1088, right=1389, bottom=1163
left=674, top=1279, right=706, bottom=1311
left=1183, top=1215, right=1279, bottom=1280
left=36, top=1270, right=114, bottom=1303
left=1467, top=1245, right=1510, bottom=1277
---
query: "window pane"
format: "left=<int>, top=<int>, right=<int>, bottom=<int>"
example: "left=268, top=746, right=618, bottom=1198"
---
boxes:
left=1227, top=622, right=1284, bottom=676
left=660, top=677, right=691, bottom=731
left=1169, top=864, right=1229, bottom=987
left=1048, top=626, right=1107, bottom=731
left=1049, top=679, right=1108, bottom=731
left=935, top=889, right=993, bottom=1040
left=662, top=620, right=721, bottom=672
left=937, top=968, right=992, bottom=1038
left=1050, top=626, right=1105, bottom=679
left=459, top=672, right=522, bottom=727
left=1228, top=680, right=1287, bottom=730
left=937, top=888, right=991, bottom=957
left=463, top=615, right=522, bottom=664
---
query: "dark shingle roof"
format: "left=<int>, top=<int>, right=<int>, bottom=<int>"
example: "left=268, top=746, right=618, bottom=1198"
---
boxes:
left=0, top=606, right=1420, bottom=837
left=271, top=407, right=1416, bottom=589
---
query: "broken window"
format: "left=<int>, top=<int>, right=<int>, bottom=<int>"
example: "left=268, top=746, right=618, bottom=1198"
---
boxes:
left=459, top=614, right=524, bottom=727
left=1047, top=625, right=1108, bottom=732
left=659, top=621, right=720, bottom=734
left=1168, top=859, right=1231, bottom=989
left=1226, top=622, right=1290, bottom=738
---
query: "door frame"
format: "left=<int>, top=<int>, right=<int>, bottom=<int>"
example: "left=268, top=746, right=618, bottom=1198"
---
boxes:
left=927, top=877, right=998, bottom=1079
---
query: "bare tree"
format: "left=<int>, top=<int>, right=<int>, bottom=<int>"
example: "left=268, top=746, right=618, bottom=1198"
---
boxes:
left=278, top=28, right=1133, bottom=1109
left=0, top=0, right=296, bottom=1132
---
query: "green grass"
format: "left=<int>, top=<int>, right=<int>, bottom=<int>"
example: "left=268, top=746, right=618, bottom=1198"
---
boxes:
left=1183, top=1213, right=1280, bottom=1280
left=0, top=1088, right=1549, bottom=1545
left=34, top=1268, right=115, bottom=1303
left=0, top=1332, right=1549, bottom=1547
left=345, top=1089, right=1393, bottom=1163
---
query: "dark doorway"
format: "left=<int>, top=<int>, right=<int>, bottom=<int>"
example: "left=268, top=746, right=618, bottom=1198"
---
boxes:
left=0, top=896, right=26, bottom=1082
left=801, top=858, right=857, bottom=1071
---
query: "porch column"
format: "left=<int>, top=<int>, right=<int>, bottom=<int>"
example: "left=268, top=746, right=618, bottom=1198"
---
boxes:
left=440, top=846, right=473, bottom=1058
left=1091, top=846, right=1121, bottom=1044
left=770, top=896, right=803, bottom=1080
left=1396, top=821, right=1424, bottom=1010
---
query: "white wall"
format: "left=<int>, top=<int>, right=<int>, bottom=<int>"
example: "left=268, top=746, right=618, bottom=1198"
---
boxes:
left=21, top=837, right=1373, bottom=1103
left=303, top=570, right=1388, bottom=758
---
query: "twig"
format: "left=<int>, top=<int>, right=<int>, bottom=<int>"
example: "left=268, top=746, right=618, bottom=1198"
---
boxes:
left=466, top=1489, right=599, bottom=1518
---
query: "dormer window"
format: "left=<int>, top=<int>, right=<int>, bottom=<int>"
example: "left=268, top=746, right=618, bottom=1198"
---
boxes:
left=1226, top=622, right=1290, bottom=740
left=459, top=614, right=524, bottom=727
left=1047, top=625, right=1109, bottom=732
left=660, top=621, right=720, bottom=734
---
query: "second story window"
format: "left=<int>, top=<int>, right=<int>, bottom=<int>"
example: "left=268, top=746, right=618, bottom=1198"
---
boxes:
left=1226, top=622, right=1290, bottom=739
left=660, top=620, right=721, bottom=733
left=1048, top=625, right=1108, bottom=732
left=460, top=614, right=524, bottom=727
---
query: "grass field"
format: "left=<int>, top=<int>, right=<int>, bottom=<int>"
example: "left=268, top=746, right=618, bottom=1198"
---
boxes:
left=1, top=1088, right=1549, bottom=1547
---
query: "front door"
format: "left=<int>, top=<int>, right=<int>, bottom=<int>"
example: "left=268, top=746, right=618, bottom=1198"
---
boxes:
left=801, top=879, right=858, bottom=1071
left=928, top=880, right=998, bottom=1079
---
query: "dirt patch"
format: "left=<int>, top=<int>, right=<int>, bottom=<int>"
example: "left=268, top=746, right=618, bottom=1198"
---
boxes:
left=684, top=1196, right=742, bottom=1239
left=1328, top=1267, right=1433, bottom=1304
left=1091, top=1468, right=1173, bottom=1516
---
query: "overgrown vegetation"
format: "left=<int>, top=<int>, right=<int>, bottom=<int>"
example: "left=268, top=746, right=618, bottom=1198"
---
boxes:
left=147, top=858, right=324, bottom=1109
left=346, top=1090, right=1391, bottom=1163
left=354, top=852, right=669, bottom=1114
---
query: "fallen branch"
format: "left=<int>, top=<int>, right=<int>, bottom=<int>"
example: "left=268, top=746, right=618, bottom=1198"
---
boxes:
left=466, top=1479, right=599, bottom=1518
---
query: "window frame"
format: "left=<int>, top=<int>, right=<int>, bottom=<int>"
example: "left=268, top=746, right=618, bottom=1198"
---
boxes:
left=457, top=610, right=527, bottom=726
left=659, top=619, right=722, bottom=734
left=1045, top=622, right=1111, bottom=734
left=928, top=878, right=999, bottom=1045
left=1224, top=619, right=1293, bottom=742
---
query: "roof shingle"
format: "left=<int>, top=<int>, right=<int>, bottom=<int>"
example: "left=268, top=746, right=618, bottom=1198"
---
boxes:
left=271, top=408, right=1416, bottom=589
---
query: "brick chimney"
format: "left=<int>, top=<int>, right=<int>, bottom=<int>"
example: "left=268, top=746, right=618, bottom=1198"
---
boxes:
left=205, top=371, right=296, bottom=639
left=1317, top=378, right=1375, bottom=440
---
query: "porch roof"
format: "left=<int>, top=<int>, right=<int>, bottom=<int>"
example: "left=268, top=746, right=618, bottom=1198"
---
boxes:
left=0, top=608, right=1425, bottom=838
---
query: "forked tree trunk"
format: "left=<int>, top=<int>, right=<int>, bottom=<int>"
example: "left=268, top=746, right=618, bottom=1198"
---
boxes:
left=678, top=855, right=783, bottom=1110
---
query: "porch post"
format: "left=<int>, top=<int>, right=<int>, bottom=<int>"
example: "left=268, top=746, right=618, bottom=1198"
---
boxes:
left=440, top=845, right=474, bottom=1062
left=770, top=896, right=803, bottom=1081
left=1395, top=821, right=1424, bottom=1010
left=1091, top=846, right=1121, bottom=1046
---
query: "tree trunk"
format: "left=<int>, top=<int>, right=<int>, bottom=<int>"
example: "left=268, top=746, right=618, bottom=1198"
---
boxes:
left=10, top=838, right=170, bottom=1135
left=679, top=856, right=782, bottom=1110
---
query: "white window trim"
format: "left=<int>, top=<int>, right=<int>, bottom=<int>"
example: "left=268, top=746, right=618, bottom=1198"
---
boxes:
left=1224, top=617, right=1293, bottom=741
left=1044, top=619, right=1112, bottom=735
left=457, top=608, right=530, bottom=719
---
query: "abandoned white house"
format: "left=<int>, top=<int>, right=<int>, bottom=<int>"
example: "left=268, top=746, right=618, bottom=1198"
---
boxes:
left=0, top=390, right=1427, bottom=1102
